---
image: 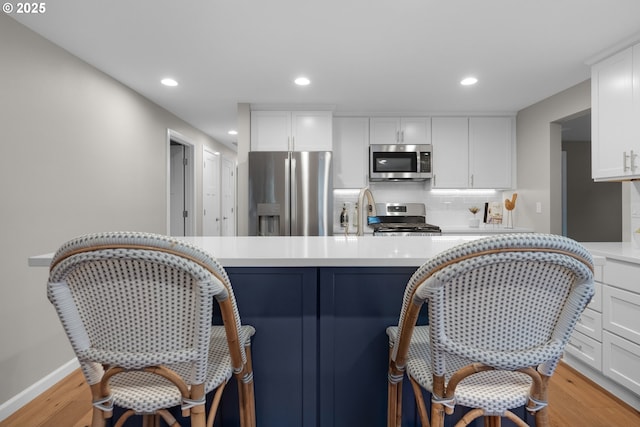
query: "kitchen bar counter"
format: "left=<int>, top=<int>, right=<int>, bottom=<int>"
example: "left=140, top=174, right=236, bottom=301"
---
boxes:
left=29, top=235, right=618, bottom=427
left=29, top=235, right=487, bottom=268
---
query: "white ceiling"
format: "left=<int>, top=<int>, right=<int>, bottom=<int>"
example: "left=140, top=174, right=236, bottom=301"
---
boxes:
left=10, top=0, right=640, bottom=149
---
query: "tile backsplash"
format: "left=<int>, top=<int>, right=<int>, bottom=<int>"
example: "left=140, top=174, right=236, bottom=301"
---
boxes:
left=333, top=181, right=509, bottom=234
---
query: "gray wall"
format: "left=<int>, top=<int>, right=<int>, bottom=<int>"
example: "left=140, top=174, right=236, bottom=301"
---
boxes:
left=515, top=80, right=592, bottom=233
left=0, top=14, right=235, bottom=406
left=563, top=140, right=622, bottom=241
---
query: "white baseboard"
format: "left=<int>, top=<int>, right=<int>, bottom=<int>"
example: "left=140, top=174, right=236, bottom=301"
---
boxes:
left=0, top=358, right=79, bottom=422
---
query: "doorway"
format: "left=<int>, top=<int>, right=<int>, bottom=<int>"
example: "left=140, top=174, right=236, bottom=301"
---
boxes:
left=167, top=129, right=195, bottom=236
left=560, top=112, right=622, bottom=241
left=203, top=148, right=221, bottom=236
left=221, top=156, right=237, bottom=235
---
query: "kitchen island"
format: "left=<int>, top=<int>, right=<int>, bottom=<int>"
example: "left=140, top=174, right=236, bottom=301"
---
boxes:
left=29, top=235, right=562, bottom=427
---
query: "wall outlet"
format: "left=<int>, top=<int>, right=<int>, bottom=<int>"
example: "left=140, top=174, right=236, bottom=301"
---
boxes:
left=536, top=202, right=542, bottom=214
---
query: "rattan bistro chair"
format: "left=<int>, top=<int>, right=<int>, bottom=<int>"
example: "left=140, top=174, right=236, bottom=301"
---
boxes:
left=387, top=234, right=594, bottom=427
left=47, top=232, right=256, bottom=427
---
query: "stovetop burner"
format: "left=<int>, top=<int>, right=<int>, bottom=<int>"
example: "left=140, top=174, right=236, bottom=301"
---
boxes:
left=372, top=203, right=441, bottom=235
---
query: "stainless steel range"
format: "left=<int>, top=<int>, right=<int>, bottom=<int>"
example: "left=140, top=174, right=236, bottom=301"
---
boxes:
left=371, top=203, right=441, bottom=236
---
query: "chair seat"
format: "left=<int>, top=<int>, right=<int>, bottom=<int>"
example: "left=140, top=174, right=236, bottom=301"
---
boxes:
left=387, top=326, right=532, bottom=415
left=109, top=325, right=255, bottom=413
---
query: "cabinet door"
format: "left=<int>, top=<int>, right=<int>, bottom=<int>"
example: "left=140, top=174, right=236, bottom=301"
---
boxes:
left=291, top=111, right=333, bottom=151
left=369, top=117, right=401, bottom=145
left=218, top=267, right=319, bottom=427
left=431, top=117, right=469, bottom=188
left=400, top=117, right=431, bottom=145
left=333, top=117, right=368, bottom=188
left=634, top=43, right=640, bottom=172
left=591, top=47, right=635, bottom=180
left=566, top=330, right=603, bottom=371
left=603, top=285, right=640, bottom=344
left=469, top=117, right=513, bottom=189
left=603, top=331, right=640, bottom=395
left=251, top=111, right=292, bottom=151
left=319, top=267, right=420, bottom=427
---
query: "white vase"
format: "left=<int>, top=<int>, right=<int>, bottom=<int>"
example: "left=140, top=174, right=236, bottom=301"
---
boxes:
left=469, top=218, right=480, bottom=228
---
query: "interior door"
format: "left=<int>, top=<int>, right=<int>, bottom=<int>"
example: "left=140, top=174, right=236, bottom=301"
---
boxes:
left=203, top=148, right=221, bottom=236
left=170, top=143, right=186, bottom=236
left=221, top=156, right=236, bottom=236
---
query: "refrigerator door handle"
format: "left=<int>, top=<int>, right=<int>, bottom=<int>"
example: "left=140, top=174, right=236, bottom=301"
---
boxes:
left=290, top=155, right=297, bottom=234
left=284, top=155, right=292, bottom=236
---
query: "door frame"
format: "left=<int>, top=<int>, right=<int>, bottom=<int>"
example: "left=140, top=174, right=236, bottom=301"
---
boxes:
left=167, top=129, right=195, bottom=236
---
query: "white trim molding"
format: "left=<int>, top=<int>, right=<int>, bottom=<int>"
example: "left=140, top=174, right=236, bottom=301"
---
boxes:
left=0, top=358, right=79, bottom=422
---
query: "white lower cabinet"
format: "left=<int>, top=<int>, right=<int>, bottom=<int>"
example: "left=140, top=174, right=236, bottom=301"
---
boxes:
left=566, top=279, right=603, bottom=370
left=564, top=260, right=640, bottom=409
left=603, top=331, right=640, bottom=395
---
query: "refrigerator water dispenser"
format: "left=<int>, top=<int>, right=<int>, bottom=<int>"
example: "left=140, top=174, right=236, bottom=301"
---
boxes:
left=257, top=203, right=281, bottom=236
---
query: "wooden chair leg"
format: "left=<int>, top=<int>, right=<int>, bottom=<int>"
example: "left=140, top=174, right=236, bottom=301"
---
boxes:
left=408, top=376, right=430, bottom=427
left=235, top=345, right=256, bottom=427
left=484, top=415, right=501, bottom=427
left=89, top=383, right=107, bottom=427
left=189, top=383, right=206, bottom=427
left=244, top=345, right=256, bottom=427
left=430, top=375, right=446, bottom=427
left=206, top=382, right=228, bottom=427
left=387, top=380, right=398, bottom=427
left=532, top=374, right=551, bottom=427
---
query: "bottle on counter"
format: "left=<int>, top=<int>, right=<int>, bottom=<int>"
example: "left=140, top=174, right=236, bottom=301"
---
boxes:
left=340, top=204, right=349, bottom=228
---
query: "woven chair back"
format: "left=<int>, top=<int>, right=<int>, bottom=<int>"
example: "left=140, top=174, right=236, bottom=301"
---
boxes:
left=392, top=234, right=594, bottom=376
left=47, top=231, right=243, bottom=385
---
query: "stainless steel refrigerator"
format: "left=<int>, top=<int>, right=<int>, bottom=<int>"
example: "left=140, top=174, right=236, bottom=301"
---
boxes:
left=248, top=151, right=333, bottom=236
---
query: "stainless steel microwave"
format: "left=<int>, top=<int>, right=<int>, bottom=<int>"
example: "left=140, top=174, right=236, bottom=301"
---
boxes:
left=369, top=144, right=432, bottom=181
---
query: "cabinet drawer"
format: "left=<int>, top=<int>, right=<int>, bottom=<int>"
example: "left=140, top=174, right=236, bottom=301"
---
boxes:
left=593, top=263, right=603, bottom=283
left=603, top=286, right=640, bottom=344
left=603, top=259, right=640, bottom=293
left=588, top=280, right=602, bottom=313
left=566, top=330, right=602, bottom=371
left=603, top=331, right=640, bottom=395
left=574, top=307, right=602, bottom=341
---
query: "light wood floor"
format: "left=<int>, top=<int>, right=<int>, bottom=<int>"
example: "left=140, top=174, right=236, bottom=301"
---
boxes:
left=1, top=362, right=639, bottom=427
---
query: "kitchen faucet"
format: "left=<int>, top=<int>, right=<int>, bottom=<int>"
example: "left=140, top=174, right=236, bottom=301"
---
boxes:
left=356, top=187, right=378, bottom=236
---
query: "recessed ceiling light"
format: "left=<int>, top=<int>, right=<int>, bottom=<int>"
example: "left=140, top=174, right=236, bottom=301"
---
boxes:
left=294, top=77, right=311, bottom=86
left=161, top=78, right=178, bottom=87
left=460, top=77, right=478, bottom=86
left=228, top=130, right=238, bottom=135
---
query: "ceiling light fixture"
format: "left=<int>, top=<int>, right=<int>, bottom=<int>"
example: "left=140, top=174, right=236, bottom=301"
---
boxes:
left=460, top=77, right=478, bottom=86
left=228, top=130, right=238, bottom=135
left=161, top=78, right=178, bottom=87
left=294, top=77, right=311, bottom=86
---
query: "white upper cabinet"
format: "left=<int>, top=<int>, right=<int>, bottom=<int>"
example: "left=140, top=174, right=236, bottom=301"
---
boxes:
left=333, top=117, right=369, bottom=188
left=591, top=43, right=640, bottom=181
left=469, top=117, right=513, bottom=189
left=432, top=116, right=513, bottom=189
left=369, top=117, right=431, bottom=145
left=251, top=110, right=333, bottom=151
left=431, top=117, right=469, bottom=188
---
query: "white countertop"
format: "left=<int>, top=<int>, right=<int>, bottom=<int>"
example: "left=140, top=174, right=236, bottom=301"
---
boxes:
left=580, top=242, right=640, bottom=265
left=29, top=235, right=486, bottom=268
left=29, top=235, right=635, bottom=269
